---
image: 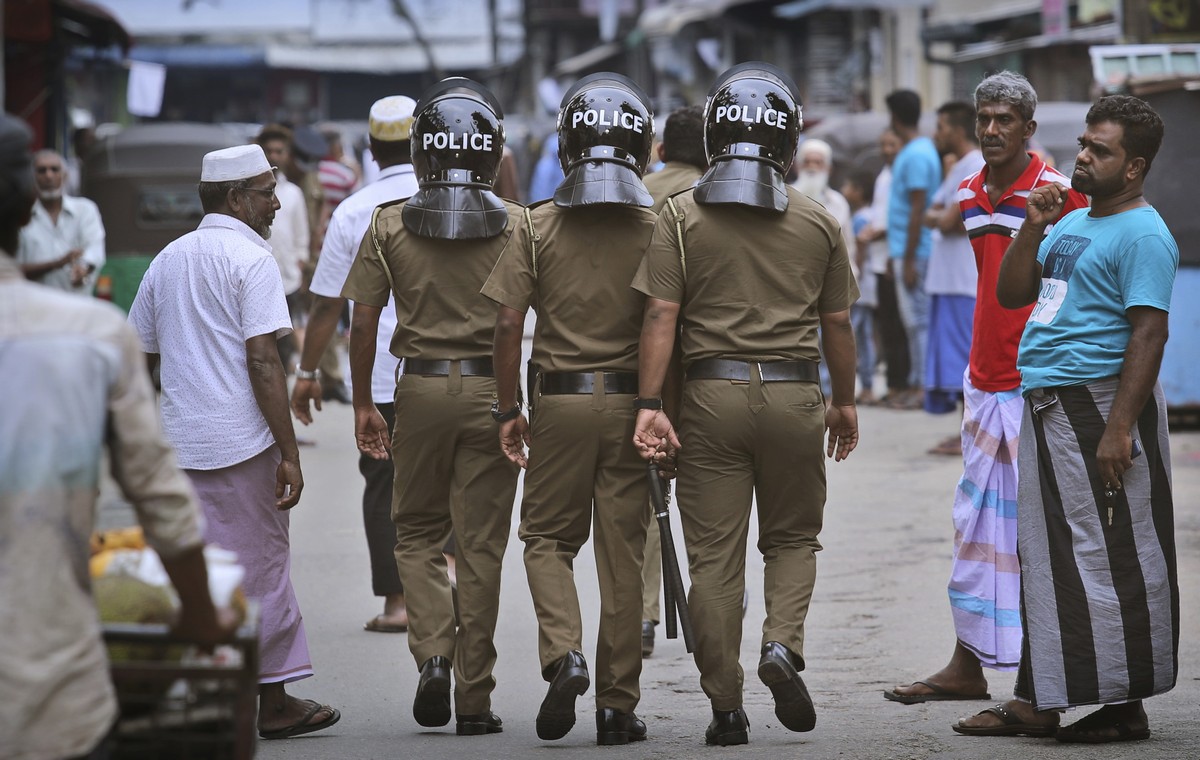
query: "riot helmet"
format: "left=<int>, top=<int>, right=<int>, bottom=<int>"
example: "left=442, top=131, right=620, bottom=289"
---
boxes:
left=695, top=62, right=803, bottom=212
left=553, top=72, right=654, bottom=208
left=403, top=77, right=509, bottom=240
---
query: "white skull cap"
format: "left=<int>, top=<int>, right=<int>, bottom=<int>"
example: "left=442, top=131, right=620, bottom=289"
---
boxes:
left=201, top=144, right=272, bottom=182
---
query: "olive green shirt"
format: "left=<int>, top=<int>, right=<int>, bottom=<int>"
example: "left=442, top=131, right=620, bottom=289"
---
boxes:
left=643, top=161, right=703, bottom=212
left=342, top=199, right=524, bottom=360
left=631, top=186, right=858, bottom=367
left=482, top=203, right=658, bottom=373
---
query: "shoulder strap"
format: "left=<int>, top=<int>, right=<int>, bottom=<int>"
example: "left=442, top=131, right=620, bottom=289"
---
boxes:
left=523, top=206, right=541, bottom=277
left=665, top=195, right=686, bottom=281
left=369, top=204, right=397, bottom=293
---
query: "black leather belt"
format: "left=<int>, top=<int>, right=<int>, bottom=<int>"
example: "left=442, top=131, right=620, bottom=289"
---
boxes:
left=686, top=358, right=820, bottom=384
left=403, top=357, right=495, bottom=377
left=540, top=371, right=639, bottom=395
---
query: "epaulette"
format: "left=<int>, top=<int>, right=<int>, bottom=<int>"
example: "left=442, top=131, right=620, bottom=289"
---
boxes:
left=369, top=198, right=410, bottom=293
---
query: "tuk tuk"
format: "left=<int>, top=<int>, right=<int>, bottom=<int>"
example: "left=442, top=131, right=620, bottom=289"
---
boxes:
left=83, top=123, right=249, bottom=312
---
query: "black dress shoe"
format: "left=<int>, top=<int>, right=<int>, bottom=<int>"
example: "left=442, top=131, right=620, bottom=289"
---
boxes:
left=413, top=655, right=451, bottom=727
left=322, top=382, right=352, bottom=404
left=536, top=650, right=590, bottom=740
left=641, top=620, right=655, bottom=658
left=456, top=711, right=503, bottom=736
left=705, top=707, right=749, bottom=746
left=757, top=641, right=815, bottom=732
left=596, top=708, right=647, bottom=745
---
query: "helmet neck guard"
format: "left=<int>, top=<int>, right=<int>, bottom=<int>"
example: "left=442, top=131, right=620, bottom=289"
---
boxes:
left=402, top=185, right=509, bottom=240
left=554, top=160, right=653, bottom=208
left=693, top=157, right=789, bottom=213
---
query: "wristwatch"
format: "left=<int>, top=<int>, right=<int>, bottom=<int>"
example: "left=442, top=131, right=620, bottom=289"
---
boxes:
left=633, top=397, right=663, bottom=410
left=490, top=400, right=521, bottom=422
left=295, top=367, right=321, bottom=381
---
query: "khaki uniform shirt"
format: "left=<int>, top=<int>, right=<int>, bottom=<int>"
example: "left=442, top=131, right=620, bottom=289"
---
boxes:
left=643, top=162, right=703, bottom=212
left=631, top=186, right=858, bottom=367
left=342, top=199, right=524, bottom=360
left=482, top=203, right=658, bottom=373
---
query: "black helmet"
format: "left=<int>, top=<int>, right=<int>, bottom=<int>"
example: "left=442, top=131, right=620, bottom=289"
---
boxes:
left=404, top=78, right=509, bottom=240
left=695, top=62, right=803, bottom=212
left=553, top=72, right=654, bottom=208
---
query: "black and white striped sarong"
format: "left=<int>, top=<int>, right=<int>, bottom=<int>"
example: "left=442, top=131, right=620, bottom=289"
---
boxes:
left=1014, top=378, right=1178, bottom=710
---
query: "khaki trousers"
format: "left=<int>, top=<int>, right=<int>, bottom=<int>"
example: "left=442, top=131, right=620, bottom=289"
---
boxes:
left=391, top=374, right=519, bottom=715
left=676, top=377, right=826, bottom=711
left=519, top=390, right=649, bottom=712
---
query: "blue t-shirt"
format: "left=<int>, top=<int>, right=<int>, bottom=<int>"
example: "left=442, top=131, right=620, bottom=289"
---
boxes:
left=887, top=136, right=941, bottom=260
left=1017, top=206, right=1178, bottom=394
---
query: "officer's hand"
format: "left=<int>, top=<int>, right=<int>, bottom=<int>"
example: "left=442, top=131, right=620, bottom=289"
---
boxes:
left=1025, top=184, right=1064, bottom=229
left=275, top=457, right=304, bottom=510
left=634, top=409, right=681, bottom=461
left=825, top=403, right=859, bottom=462
left=355, top=405, right=391, bottom=461
left=499, top=415, right=531, bottom=469
left=290, top=378, right=323, bottom=425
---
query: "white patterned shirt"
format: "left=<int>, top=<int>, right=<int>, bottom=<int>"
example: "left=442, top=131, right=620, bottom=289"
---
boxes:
left=128, top=214, right=292, bottom=470
left=309, top=163, right=417, bottom=402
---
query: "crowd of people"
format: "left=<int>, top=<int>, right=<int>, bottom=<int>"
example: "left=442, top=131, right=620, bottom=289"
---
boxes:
left=0, top=60, right=1181, bottom=759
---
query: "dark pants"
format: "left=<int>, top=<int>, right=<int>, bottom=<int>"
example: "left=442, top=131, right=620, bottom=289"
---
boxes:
left=876, top=270, right=910, bottom=392
left=361, top=402, right=403, bottom=596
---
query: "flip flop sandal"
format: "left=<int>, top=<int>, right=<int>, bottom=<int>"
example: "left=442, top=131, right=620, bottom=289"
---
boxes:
left=259, top=700, right=341, bottom=740
left=364, top=614, right=408, bottom=633
left=883, top=680, right=991, bottom=704
left=951, top=704, right=1057, bottom=737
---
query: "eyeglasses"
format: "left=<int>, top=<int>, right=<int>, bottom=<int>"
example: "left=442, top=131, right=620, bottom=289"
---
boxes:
left=241, top=187, right=277, bottom=200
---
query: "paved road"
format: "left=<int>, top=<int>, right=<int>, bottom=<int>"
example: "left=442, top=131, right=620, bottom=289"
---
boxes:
left=233, top=397, right=1199, bottom=760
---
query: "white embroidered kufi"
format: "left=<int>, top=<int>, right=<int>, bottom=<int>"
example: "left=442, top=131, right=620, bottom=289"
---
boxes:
left=201, top=144, right=272, bottom=182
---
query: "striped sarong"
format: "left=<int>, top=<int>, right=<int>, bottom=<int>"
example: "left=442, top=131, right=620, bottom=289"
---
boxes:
left=1014, top=379, right=1178, bottom=710
left=948, top=374, right=1023, bottom=670
left=187, top=445, right=314, bottom=685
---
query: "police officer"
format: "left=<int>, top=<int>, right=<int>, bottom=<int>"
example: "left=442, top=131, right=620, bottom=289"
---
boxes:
left=342, top=78, right=521, bottom=737
left=630, top=62, right=860, bottom=746
left=636, top=104, right=707, bottom=659
left=482, top=72, right=658, bottom=745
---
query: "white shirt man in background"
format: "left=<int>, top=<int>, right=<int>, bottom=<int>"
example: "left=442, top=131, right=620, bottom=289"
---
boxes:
left=16, top=149, right=105, bottom=294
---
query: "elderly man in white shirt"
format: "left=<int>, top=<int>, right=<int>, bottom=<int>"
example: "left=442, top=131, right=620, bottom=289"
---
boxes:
left=291, top=95, right=420, bottom=634
left=128, top=143, right=341, bottom=741
left=16, top=149, right=106, bottom=294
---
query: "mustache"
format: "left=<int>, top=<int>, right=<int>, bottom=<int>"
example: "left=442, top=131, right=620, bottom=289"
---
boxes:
left=981, top=138, right=1004, bottom=148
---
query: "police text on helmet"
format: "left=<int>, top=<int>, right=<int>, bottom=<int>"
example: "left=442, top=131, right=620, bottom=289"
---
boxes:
left=713, top=105, right=788, bottom=129
left=570, top=109, right=644, bottom=133
left=422, top=132, right=494, bottom=151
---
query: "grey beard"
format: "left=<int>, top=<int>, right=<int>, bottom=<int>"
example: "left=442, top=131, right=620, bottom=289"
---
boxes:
left=243, top=205, right=273, bottom=240
left=793, top=171, right=829, bottom=202
left=38, top=188, right=63, bottom=202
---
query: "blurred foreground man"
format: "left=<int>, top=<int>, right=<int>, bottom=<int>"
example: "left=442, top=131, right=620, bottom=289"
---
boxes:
left=129, top=144, right=340, bottom=740
left=292, top=95, right=419, bottom=633
left=0, top=113, right=229, bottom=760
left=631, top=63, right=859, bottom=746
left=958, top=94, right=1178, bottom=742
left=484, top=72, right=658, bottom=745
left=16, top=148, right=105, bottom=294
left=343, top=78, right=520, bottom=736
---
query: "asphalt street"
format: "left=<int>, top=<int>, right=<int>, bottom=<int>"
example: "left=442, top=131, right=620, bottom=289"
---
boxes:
left=245, top=395, right=1200, bottom=760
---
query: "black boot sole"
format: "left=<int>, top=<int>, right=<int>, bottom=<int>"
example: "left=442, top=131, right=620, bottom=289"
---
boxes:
left=705, top=728, right=749, bottom=746
left=757, top=658, right=816, bottom=732
left=413, top=671, right=451, bottom=727
left=536, top=670, right=590, bottom=740
left=456, top=721, right=503, bottom=736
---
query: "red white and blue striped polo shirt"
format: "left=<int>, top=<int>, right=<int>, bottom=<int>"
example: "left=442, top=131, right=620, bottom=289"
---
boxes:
left=957, top=154, right=1088, bottom=392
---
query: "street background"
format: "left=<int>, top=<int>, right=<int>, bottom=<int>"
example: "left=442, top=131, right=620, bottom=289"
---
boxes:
left=226, top=400, right=1200, bottom=760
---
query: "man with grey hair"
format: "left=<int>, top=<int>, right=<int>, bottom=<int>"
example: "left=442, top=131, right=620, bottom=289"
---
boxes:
left=886, top=71, right=1086, bottom=707
left=793, top=138, right=854, bottom=257
left=129, top=144, right=341, bottom=739
left=16, top=148, right=106, bottom=294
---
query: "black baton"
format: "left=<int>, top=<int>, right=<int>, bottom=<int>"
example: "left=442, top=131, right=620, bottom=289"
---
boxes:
left=647, top=462, right=695, bottom=653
